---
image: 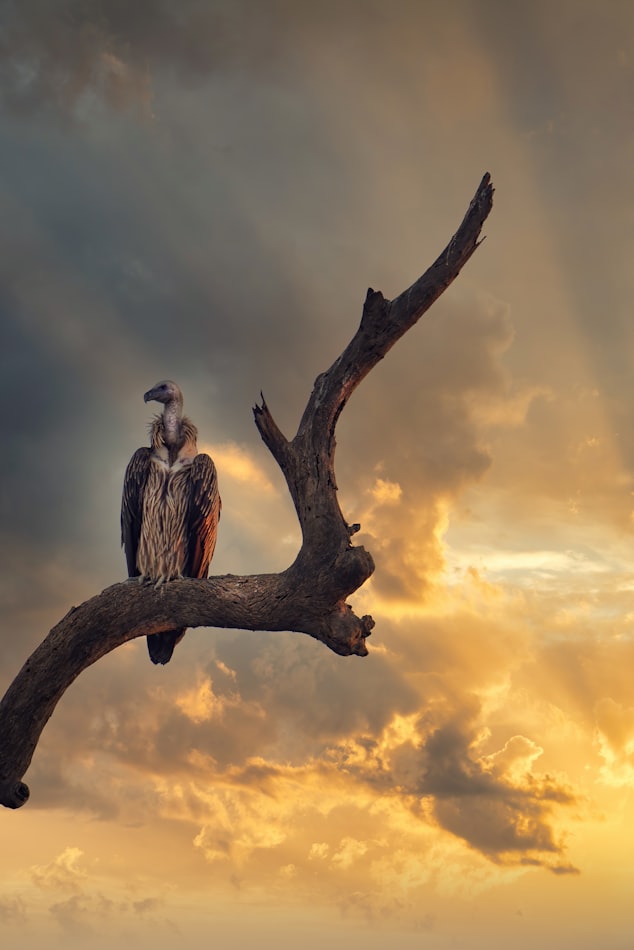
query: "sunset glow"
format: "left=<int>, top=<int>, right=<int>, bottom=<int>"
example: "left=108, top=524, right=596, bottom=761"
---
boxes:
left=2, top=2, right=634, bottom=948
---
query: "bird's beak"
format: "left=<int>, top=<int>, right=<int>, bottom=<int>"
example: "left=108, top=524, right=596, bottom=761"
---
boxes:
left=143, top=389, right=154, bottom=403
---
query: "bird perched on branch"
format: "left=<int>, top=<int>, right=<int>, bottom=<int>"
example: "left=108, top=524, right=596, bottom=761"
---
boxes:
left=121, top=380, right=221, bottom=664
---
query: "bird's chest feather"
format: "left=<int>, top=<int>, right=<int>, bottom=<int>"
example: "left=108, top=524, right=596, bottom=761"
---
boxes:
left=136, top=459, right=193, bottom=580
left=146, top=456, right=193, bottom=508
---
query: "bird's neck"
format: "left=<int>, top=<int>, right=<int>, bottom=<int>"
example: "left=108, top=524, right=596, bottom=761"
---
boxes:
left=162, top=400, right=184, bottom=448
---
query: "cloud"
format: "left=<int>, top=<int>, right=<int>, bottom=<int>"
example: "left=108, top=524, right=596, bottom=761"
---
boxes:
left=48, top=894, right=94, bottom=938
left=0, top=896, right=27, bottom=926
left=0, top=0, right=211, bottom=120
left=16, top=589, right=579, bottom=879
left=192, top=786, right=289, bottom=866
left=206, top=442, right=276, bottom=495
left=14, top=516, right=582, bottom=889
left=0, top=1, right=450, bottom=123
left=201, top=441, right=300, bottom=574
left=5, top=4, right=634, bottom=942
left=419, top=719, right=577, bottom=868
left=594, top=697, right=634, bottom=786
left=132, top=896, right=164, bottom=915
left=21, top=845, right=175, bottom=940
left=326, top=703, right=578, bottom=873
left=30, top=847, right=87, bottom=894
left=336, top=291, right=543, bottom=607
left=174, top=673, right=233, bottom=725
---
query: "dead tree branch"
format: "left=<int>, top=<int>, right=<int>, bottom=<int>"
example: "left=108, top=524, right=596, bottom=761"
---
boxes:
left=0, top=173, right=494, bottom=808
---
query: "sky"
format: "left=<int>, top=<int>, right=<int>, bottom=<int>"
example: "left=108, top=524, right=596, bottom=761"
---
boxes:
left=2, top=0, right=634, bottom=947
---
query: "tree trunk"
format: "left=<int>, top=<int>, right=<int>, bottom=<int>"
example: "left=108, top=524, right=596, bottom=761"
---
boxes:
left=0, top=173, right=494, bottom=808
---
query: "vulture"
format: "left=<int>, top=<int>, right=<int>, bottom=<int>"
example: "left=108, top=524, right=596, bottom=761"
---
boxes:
left=121, top=380, right=221, bottom=664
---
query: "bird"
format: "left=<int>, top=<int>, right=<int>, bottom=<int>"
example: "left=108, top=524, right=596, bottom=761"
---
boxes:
left=121, top=380, right=221, bottom=664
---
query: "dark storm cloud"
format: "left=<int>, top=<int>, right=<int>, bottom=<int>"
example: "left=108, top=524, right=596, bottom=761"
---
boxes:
left=0, top=0, right=263, bottom=119
left=331, top=704, right=578, bottom=872
left=418, top=719, right=577, bottom=868
left=0, top=0, right=390, bottom=120
left=0, top=0, right=506, bottom=581
left=0, top=79, right=315, bottom=585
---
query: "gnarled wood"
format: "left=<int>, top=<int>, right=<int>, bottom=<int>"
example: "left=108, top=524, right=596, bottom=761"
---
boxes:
left=0, top=173, right=494, bottom=808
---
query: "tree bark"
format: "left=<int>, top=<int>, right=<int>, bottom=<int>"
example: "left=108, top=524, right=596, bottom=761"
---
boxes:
left=0, top=173, right=494, bottom=809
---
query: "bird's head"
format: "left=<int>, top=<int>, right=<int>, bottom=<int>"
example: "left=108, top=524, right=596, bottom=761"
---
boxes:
left=143, top=380, right=183, bottom=407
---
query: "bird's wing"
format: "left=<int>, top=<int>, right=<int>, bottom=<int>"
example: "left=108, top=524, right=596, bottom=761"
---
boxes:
left=185, top=454, right=221, bottom=579
left=121, top=447, right=153, bottom=577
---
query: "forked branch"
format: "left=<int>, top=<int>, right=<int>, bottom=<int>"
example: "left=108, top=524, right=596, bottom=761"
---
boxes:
left=0, top=173, right=494, bottom=808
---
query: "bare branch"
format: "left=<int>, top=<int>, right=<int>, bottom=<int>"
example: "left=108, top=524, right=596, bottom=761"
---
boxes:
left=0, top=173, right=494, bottom=808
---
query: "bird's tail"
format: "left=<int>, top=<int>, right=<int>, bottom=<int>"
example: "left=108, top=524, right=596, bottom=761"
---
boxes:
left=147, top=628, right=187, bottom=665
